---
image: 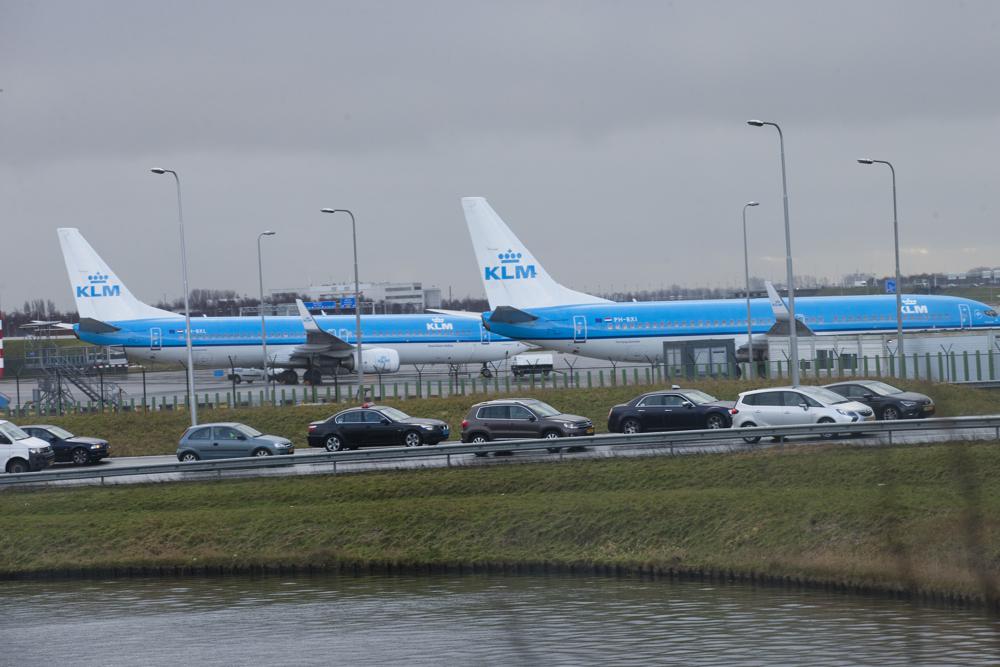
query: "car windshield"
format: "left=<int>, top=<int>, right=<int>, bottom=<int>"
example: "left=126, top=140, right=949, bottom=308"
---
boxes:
left=234, top=424, right=263, bottom=438
left=682, top=390, right=717, bottom=405
left=797, top=386, right=850, bottom=405
left=862, top=381, right=902, bottom=396
left=380, top=407, right=411, bottom=421
left=0, top=422, right=30, bottom=441
left=523, top=401, right=561, bottom=417
left=47, top=426, right=75, bottom=439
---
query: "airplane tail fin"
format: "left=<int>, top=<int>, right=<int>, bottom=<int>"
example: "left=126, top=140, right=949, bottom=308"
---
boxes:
left=462, top=197, right=611, bottom=310
left=764, top=281, right=790, bottom=320
left=58, top=228, right=177, bottom=322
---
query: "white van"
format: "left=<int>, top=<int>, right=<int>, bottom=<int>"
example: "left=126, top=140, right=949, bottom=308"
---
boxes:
left=732, top=386, right=874, bottom=443
left=0, top=420, right=55, bottom=474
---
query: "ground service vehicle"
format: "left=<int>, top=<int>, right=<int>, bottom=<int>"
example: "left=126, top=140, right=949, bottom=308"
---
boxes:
left=824, top=380, right=935, bottom=420
left=226, top=368, right=268, bottom=384
left=607, top=388, right=734, bottom=434
left=22, top=425, right=110, bottom=465
left=510, top=353, right=554, bottom=378
left=308, top=405, right=450, bottom=451
left=460, top=398, right=594, bottom=452
left=0, top=420, right=55, bottom=473
left=732, top=386, right=874, bottom=443
left=177, top=423, right=294, bottom=461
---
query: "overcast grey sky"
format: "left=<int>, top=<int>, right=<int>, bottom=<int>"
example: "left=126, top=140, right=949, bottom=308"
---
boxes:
left=2, top=0, right=999, bottom=312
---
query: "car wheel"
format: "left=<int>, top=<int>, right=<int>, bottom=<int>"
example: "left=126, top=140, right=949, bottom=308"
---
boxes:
left=71, top=447, right=91, bottom=465
left=325, top=435, right=346, bottom=452
left=705, top=414, right=726, bottom=430
left=882, top=406, right=900, bottom=421
left=5, top=458, right=29, bottom=474
left=818, top=417, right=837, bottom=439
left=543, top=430, right=562, bottom=439
left=621, top=419, right=641, bottom=434
left=741, top=423, right=761, bottom=444
left=252, top=448, right=272, bottom=457
left=179, top=452, right=199, bottom=462
left=233, top=375, right=242, bottom=384
left=403, top=430, right=423, bottom=448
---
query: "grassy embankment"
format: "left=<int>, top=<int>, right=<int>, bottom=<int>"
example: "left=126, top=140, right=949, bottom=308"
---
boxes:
left=1, top=440, right=998, bottom=606
left=24, top=377, right=1000, bottom=458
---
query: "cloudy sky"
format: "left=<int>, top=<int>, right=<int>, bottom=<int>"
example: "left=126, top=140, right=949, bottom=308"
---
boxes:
left=2, top=0, right=999, bottom=312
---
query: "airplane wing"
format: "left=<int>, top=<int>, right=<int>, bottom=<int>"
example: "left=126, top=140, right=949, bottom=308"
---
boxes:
left=291, top=299, right=355, bottom=358
left=426, top=309, right=482, bottom=319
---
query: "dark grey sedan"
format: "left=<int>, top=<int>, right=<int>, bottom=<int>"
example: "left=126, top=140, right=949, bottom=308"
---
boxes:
left=177, top=422, right=294, bottom=461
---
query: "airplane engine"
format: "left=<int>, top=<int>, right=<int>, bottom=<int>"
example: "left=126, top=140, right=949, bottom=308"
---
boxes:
left=360, top=347, right=401, bottom=374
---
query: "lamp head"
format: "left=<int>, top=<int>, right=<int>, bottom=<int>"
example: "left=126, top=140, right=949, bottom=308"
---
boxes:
left=857, top=158, right=874, bottom=165
left=746, top=201, right=759, bottom=207
left=746, top=119, right=765, bottom=127
left=150, top=167, right=167, bottom=174
left=321, top=208, right=336, bottom=213
left=262, top=230, right=276, bottom=236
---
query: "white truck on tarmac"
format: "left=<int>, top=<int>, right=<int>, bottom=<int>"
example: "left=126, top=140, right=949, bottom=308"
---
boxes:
left=0, top=420, right=55, bottom=474
left=510, top=353, right=555, bottom=378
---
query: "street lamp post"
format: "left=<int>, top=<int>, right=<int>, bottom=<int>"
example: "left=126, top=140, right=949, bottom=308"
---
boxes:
left=747, top=120, right=800, bottom=385
left=321, top=208, right=363, bottom=401
left=150, top=167, right=198, bottom=426
left=742, top=201, right=759, bottom=380
left=257, top=231, right=276, bottom=404
left=858, top=158, right=904, bottom=376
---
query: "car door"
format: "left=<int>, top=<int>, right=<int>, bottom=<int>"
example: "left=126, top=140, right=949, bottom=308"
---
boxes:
left=478, top=405, right=510, bottom=438
left=507, top=405, right=539, bottom=439
left=337, top=411, right=368, bottom=446
left=634, top=394, right=666, bottom=430
left=780, top=391, right=813, bottom=425
left=185, top=426, right=214, bottom=458
left=749, top=391, right=784, bottom=426
left=662, top=394, right=699, bottom=429
left=364, top=410, right=400, bottom=446
left=213, top=426, right=247, bottom=457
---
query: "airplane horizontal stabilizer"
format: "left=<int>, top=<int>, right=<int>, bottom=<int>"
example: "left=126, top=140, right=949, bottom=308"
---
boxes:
left=487, top=306, right=539, bottom=324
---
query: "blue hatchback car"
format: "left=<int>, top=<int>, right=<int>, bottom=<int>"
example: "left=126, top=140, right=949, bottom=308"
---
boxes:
left=177, top=422, right=294, bottom=461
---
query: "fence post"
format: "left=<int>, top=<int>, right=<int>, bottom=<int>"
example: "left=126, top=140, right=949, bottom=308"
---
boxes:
left=950, top=352, right=958, bottom=381
left=990, top=349, right=996, bottom=381
left=875, top=355, right=882, bottom=377
left=975, top=350, right=982, bottom=381
left=962, top=351, right=970, bottom=382
left=937, top=352, right=944, bottom=380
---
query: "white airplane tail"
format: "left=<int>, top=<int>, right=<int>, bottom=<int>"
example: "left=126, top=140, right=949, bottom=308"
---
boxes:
left=58, top=228, right=177, bottom=322
left=462, top=197, right=611, bottom=309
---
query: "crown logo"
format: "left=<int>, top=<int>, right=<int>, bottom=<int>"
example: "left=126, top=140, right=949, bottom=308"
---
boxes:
left=902, top=298, right=917, bottom=306
left=87, top=273, right=110, bottom=284
left=498, top=250, right=522, bottom=264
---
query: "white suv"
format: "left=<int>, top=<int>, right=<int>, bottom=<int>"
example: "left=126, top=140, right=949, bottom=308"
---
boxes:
left=732, top=386, right=874, bottom=443
left=0, top=420, right=55, bottom=473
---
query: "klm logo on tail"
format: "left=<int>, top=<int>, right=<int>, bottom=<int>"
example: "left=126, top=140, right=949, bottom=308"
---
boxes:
left=484, top=250, right=537, bottom=281
left=76, top=273, right=121, bottom=298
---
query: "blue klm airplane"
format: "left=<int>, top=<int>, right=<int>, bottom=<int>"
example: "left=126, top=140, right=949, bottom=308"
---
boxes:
left=461, top=197, right=1000, bottom=363
left=58, top=228, right=531, bottom=384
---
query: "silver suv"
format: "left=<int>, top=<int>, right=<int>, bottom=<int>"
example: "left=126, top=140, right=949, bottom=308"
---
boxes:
left=732, top=386, right=874, bottom=443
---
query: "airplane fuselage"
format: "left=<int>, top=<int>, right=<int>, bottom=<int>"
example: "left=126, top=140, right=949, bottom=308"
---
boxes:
left=76, top=313, right=531, bottom=368
left=483, top=294, right=1000, bottom=362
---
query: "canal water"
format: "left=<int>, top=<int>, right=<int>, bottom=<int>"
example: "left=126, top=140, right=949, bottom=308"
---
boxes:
left=1, top=574, right=997, bottom=666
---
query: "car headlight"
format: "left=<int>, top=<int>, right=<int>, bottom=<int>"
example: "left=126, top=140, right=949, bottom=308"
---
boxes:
left=835, top=409, right=853, bottom=417
left=420, top=424, right=437, bottom=430
left=29, top=447, right=43, bottom=454
left=90, top=444, right=102, bottom=449
left=277, top=442, right=292, bottom=447
left=900, top=400, right=916, bottom=407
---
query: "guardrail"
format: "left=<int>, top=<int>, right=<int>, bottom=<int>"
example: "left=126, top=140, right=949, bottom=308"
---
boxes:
left=2, top=415, right=999, bottom=488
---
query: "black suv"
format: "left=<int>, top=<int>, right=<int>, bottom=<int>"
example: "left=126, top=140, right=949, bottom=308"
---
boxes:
left=824, top=380, right=935, bottom=420
left=460, top=398, right=594, bottom=451
left=307, top=404, right=450, bottom=451
left=607, top=388, right=735, bottom=434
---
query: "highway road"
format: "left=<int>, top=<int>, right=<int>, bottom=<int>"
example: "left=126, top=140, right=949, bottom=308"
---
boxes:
left=15, top=418, right=1000, bottom=489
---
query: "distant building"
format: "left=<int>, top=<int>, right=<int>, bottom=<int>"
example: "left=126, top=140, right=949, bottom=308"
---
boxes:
left=270, top=281, right=442, bottom=311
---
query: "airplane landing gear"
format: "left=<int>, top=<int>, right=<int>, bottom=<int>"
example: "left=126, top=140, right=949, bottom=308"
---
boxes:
left=480, top=363, right=493, bottom=379
left=276, top=369, right=299, bottom=385
left=303, top=368, right=323, bottom=386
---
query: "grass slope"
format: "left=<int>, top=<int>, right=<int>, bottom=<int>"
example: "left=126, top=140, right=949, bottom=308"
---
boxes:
left=1, top=442, right=998, bottom=601
left=23, top=378, right=1000, bottom=458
